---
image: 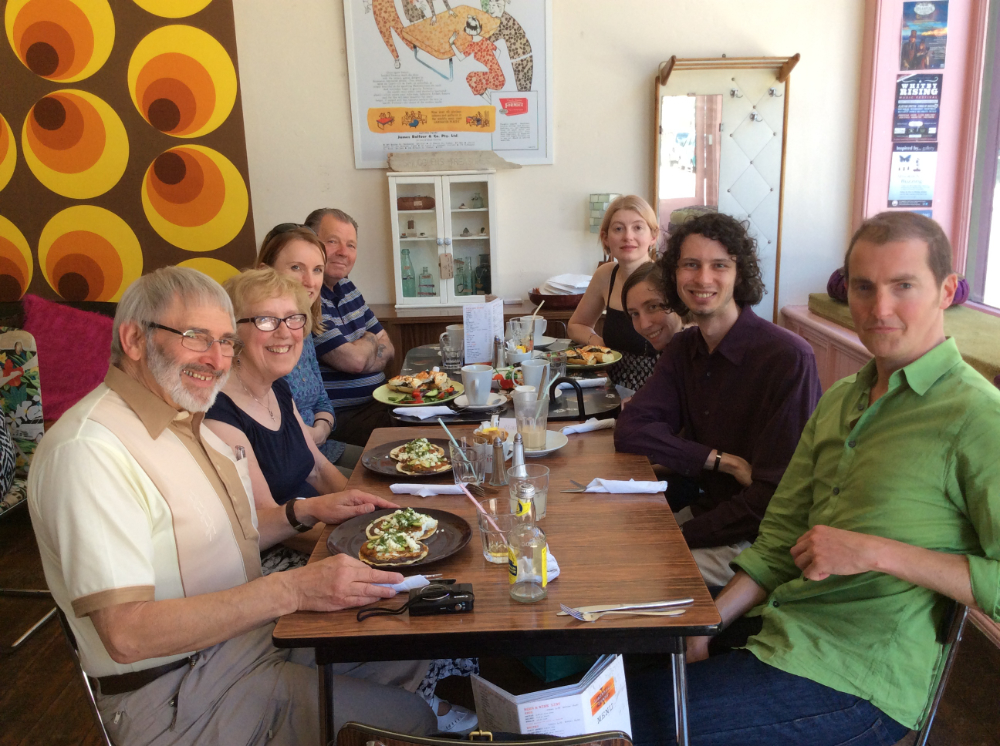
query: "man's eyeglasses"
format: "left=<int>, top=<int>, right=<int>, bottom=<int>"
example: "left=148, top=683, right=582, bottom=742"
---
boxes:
left=237, top=314, right=308, bottom=332
left=146, top=323, right=243, bottom=357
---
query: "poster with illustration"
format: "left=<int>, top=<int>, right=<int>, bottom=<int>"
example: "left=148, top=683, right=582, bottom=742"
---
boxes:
left=888, top=143, right=937, bottom=207
left=343, top=0, right=553, bottom=168
left=893, top=73, right=941, bottom=141
left=899, top=1, right=948, bottom=70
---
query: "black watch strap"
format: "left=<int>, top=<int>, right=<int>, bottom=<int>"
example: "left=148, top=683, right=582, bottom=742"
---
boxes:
left=285, top=498, right=311, bottom=533
left=713, top=451, right=724, bottom=472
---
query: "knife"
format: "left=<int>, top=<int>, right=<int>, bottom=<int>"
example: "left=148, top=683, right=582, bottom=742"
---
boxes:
left=556, top=598, right=694, bottom=615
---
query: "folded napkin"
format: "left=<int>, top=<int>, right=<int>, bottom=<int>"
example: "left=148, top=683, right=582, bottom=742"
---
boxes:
left=585, top=478, right=667, bottom=494
left=561, top=418, right=615, bottom=435
left=374, top=575, right=431, bottom=592
left=513, top=547, right=561, bottom=582
left=390, top=483, right=465, bottom=497
left=557, top=377, right=608, bottom=390
left=393, top=405, right=454, bottom=420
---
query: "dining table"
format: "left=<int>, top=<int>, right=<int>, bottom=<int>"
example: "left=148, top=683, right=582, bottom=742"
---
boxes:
left=272, top=425, right=721, bottom=746
left=389, top=343, right=622, bottom=425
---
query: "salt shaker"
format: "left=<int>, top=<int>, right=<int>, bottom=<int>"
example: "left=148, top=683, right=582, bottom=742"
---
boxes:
left=510, top=433, right=526, bottom=479
left=488, top=436, right=508, bottom=487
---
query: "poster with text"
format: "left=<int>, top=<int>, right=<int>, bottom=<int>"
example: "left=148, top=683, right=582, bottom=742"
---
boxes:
left=893, top=74, right=941, bottom=141
left=900, top=1, right=948, bottom=70
left=343, top=0, right=553, bottom=168
left=888, top=143, right=937, bottom=207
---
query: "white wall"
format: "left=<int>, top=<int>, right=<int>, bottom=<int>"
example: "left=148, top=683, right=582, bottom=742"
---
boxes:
left=233, top=0, right=865, bottom=312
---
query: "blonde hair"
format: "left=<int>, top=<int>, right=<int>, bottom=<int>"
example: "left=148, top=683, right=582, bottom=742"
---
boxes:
left=256, top=227, right=326, bottom=335
left=599, top=195, right=659, bottom=260
left=223, top=267, right=312, bottom=339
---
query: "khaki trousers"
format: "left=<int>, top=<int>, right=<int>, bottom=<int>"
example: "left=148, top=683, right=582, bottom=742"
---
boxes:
left=674, top=507, right=752, bottom=587
left=95, top=624, right=435, bottom=745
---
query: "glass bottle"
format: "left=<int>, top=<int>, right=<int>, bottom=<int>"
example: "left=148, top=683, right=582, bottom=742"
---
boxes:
left=400, top=248, right=416, bottom=297
left=454, top=258, right=466, bottom=295
left=474, top=254, right=491, bottom=295
left=418, top=266, right=435, bottom=296
left=508, top=507, right=547, bottom=603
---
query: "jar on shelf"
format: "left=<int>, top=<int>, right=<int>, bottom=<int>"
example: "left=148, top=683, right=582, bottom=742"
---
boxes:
left=400, top=248, right=416, bottom=297
left=418, top=266, right=435, bottom=296
left=470, top=192, right=484, bottom=209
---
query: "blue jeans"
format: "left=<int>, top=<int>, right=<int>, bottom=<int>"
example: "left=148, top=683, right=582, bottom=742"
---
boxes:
left=625, top=651, right=909, bottom=746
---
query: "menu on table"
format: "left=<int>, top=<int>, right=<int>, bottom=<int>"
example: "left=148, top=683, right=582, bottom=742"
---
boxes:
left=463, top=298, right=505, bottom=364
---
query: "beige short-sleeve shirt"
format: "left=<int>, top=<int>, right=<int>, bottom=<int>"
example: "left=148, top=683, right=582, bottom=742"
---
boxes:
left=28, top=368, right=262, bottom=677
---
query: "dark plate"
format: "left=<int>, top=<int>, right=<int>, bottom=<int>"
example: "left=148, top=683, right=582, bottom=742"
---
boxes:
left=361, top=438, right=453, bottom=477
left=327, top=509, right=472, bottom=568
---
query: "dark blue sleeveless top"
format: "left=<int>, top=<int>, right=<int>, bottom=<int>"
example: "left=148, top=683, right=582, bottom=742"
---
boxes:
left=207, top=378, right=318, bottom=505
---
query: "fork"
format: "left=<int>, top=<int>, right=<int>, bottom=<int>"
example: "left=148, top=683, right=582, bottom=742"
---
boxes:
left=561, top=479, right=589, bottom=494
left=464, top=482, right=486, bottom=498
left=558, top=603, right=687, bottom=622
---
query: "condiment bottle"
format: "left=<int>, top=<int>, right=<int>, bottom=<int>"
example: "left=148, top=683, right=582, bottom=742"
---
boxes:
left=510, top=433, right=526, bottom=479
left=510, top=480, right=535, bottom=520
left=508, top=516, right=547, bottom=604
left=488, top=437, right=508, bottom=487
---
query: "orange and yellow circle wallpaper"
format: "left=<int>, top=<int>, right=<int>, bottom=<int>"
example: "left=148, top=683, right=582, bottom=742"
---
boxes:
left=0, top=0, right=254, bottom=301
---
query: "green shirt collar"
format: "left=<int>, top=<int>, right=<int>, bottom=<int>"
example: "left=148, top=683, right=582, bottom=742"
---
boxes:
left=854, top=338, right=962, bottom=397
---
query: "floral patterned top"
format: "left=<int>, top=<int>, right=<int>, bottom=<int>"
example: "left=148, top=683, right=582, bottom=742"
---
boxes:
left=285, top=334, right=346, bottom=462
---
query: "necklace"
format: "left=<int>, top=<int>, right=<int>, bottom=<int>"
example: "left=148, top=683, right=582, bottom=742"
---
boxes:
left=235, top=371, right=275, bottom=423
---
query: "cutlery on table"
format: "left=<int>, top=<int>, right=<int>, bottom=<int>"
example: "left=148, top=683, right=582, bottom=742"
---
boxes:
left=557, top=598, right=694, bottom=616
left=561, top=479, right=589, bottom=493
left=558, top=603, right=688, bottom=622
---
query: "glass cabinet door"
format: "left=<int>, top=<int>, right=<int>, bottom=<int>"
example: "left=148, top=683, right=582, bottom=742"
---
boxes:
left=445, top=174, right=492, bottom=300
left=391, top=176, right=444, bottom=305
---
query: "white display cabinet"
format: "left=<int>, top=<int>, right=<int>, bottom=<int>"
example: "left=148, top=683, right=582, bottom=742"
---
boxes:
left=388, top=170, right=498, bottom=308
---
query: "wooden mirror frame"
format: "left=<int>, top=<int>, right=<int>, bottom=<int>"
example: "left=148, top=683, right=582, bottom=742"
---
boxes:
left=654, top=54, right=799, bottom=321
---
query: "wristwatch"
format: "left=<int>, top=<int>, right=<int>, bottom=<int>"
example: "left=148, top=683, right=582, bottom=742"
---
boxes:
left=285, top=497, right=312, bottom=533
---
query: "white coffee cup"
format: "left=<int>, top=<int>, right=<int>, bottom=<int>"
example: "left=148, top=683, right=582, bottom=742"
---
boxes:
left=461, top=364, right=493, bottom=406
left=520, top=359, right=550, bottom=392
left=518, top=316, right=547, bottom=344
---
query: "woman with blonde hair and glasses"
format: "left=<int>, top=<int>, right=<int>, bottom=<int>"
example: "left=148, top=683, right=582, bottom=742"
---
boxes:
left=568, top=195, right=671, bottom=390
left=256, top=223, right=362, bottom=476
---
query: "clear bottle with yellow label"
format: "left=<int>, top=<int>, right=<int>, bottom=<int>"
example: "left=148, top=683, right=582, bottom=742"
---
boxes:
left=508, top=510, right=547, bottom=604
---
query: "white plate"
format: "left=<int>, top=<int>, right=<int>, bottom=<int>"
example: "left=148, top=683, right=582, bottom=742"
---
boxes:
left=533, top=336, right=558, bottom=349
left=454, top=392, right=506, bottom=410
left=523, top=430, right=570, bottom=457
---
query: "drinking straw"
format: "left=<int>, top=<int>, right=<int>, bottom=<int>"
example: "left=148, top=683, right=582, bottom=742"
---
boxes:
left=437, top=418, right=474, bottom=468
left=437, top=418, right=506, bottom=538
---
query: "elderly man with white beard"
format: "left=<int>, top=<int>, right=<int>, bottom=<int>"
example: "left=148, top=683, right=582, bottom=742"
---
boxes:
left=27, top=267, right=436, bottom=745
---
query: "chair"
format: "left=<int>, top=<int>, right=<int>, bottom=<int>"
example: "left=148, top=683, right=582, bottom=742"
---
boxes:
left=913, top=602, right=969, bottom=746
left=336, top=722, right=631, bottom=746
left=56, top=608, right=114, bottom=746
left=0, top=328, right=56, bottom=647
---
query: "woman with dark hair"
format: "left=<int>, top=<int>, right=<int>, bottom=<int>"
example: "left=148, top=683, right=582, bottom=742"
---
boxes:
left=621, top=262, right=685, bottom=355
left=256, top=224, right=362, bottom=476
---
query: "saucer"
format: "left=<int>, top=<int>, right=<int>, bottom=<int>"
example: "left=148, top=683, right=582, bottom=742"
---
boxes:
left=523, top=430, right=570, bottom=457
left=533, top=336, right=558, bottom=349
left=454, top=392, right=506, bottom=410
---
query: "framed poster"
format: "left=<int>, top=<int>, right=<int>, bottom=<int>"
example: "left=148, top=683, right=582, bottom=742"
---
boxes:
left=343, top=0, right=553, bottom=168
left=899, top=1, right=948, bottom=71
left=893, top=73, right=942, bottom=141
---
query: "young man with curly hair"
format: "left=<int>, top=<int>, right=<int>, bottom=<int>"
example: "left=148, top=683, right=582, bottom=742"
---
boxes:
left=615, top=212, right=821, bottom=585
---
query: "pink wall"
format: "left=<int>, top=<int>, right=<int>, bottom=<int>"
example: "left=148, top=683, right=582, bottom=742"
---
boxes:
left=853, top=0, right=990, bottom=269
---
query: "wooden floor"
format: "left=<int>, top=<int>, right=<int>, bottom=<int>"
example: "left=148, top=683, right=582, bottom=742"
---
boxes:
left=2, top=503, right=998, bottom=745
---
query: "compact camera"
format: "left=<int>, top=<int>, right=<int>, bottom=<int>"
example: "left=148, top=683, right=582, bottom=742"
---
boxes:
left=408, top=583, right=475, bottom=616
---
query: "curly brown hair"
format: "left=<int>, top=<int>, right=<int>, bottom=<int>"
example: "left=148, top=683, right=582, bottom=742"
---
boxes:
left=657, top=212, right=766, bottom=315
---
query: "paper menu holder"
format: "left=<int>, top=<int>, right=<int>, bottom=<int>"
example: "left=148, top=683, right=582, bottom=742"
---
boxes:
left=470, top=654, right=632, bottom=738
left=463, top=297, right=505, bottom=364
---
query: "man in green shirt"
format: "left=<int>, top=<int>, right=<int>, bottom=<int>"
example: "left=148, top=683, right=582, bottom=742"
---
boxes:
left=627, top=211, right=1000, bottom=745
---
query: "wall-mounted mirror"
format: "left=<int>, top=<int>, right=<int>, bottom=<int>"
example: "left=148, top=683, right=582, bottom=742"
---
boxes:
left=654, top=55, right=799, bottom=320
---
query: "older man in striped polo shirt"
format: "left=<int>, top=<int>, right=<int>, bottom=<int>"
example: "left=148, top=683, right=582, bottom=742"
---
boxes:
left=306, top=208, right=396, bottom=447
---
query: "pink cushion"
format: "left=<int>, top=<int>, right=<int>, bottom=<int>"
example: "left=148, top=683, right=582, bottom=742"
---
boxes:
left=22, top=295, right=113, bottom=421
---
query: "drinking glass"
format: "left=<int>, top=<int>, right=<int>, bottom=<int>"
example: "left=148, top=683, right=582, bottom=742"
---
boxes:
left=513, top=391, right=550, bottom=452
left=450, top=444, right=484, bottom=487
left=508, top=464, right=550, bottom=519
left=477, top=497, right=531, bottom=564
left=506, top=317, right=534, bottom=351
left=439, top=331, right=464, bottom=368
left=542, top=350, right=568, bottom=382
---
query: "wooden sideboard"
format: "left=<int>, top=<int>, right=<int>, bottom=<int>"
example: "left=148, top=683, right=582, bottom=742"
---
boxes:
left=370, top=301, right=579, bottom=378
left=779, top=305, right=871, bottom=392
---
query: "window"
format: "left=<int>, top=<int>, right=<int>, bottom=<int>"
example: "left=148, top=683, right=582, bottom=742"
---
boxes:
left=967, top=7, right=1000, bottom=308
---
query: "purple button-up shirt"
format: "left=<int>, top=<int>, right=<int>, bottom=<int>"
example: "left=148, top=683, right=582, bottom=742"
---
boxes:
left=615, top=306, right=821, bottom=548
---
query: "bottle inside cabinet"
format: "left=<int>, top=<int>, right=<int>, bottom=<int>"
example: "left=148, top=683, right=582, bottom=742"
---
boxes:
left=400, top=248, right=416, bottom=297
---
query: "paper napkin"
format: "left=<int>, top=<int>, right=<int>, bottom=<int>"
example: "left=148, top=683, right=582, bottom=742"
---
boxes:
left=390, top=483, right=465, bottom=497
left=561, top=418, right=615, bottom=435
left=375, top=575, right=431, bottom=592
left=557, top=377, right=608, bottom=390
left=392, top=406, right=455, bottom=420
left=585, top=478, right=667, bottom=494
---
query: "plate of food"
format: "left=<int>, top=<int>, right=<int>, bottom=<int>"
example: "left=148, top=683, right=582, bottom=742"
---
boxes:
left=566, top=345, right=622, bottom=369
left=327, top=508, right=472, bottom=568
left=362, top=437, right=453, bottom=477
left=492, top=367, right=524, bottom=390
left=374, top=371, right=464, bottom=406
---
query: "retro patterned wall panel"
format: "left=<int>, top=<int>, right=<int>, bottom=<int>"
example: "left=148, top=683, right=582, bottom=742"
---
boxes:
left=0, top=0, right=255, bottom=302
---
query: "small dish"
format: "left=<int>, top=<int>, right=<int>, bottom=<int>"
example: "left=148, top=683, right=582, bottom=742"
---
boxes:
left=523, top=430, right=570, bottom=458
left=454, top=392, right=506, bottom=410
left=533, top=336, right=558, bottom=349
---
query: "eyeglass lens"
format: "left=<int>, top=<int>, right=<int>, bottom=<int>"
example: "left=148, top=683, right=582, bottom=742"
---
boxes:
left=247, top=315, right=307, bottom=332
left=179, top=332, right=240, bottom=357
